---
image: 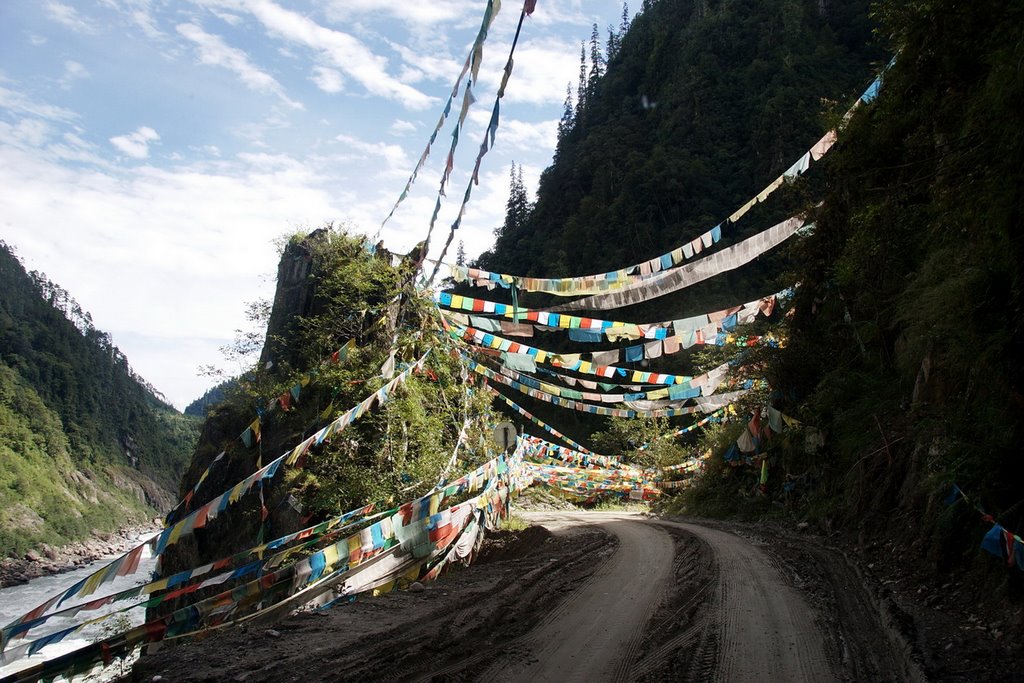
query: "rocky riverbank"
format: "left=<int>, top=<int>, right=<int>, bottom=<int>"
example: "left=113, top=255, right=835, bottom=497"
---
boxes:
left=0, top=523, right=161, bottom=589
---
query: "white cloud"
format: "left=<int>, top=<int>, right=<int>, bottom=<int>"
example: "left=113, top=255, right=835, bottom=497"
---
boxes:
left=211, top=9, right=244, bottom=26
left=192, top=0, right=435, bottom=109
left=44, top=1, right=100, bottom=34
left=334, top=133, right=410, bottom=176
left=480, top=39, right=581, bottom=106
left=310, top=66, right=344, bottom=93
left=59, top=60, right=90, bottom=89
left=0, top=145, right=359, bottom=408
left=389, top=119, right=417, bottom=136
left=176, top=22, right=304, bottom=110
left=0, top=85, right=79, bottom=122
left=388, top=41, right=462, bottom=84
left=0, top=119, right=52, bottom=148
left=131, top=9, right=164, bottom=38
left=109, top=126, right=160, bottom=159
left=28, top=33, right=48, bottom=46
left=323, top=0, right=478, bottom=26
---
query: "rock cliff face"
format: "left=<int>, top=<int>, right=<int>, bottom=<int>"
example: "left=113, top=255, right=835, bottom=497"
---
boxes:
left=258, top=229, right=327, bottom=371
left=156, top=230, right=335, bottom=586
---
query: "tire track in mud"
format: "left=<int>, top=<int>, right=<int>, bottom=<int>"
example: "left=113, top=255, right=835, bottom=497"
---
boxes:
left=629, top=529, right=716, bottom=681
left=656, top=519, right=836, bottom=682
left=476, top=512, right=674, bottom=683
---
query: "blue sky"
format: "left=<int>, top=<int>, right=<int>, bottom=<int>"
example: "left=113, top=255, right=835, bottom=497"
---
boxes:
left=0, top=0, right=625, bottom=409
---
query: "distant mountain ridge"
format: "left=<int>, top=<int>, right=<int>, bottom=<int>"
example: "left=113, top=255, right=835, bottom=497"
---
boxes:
left=0, top=241, right=198, bottom=557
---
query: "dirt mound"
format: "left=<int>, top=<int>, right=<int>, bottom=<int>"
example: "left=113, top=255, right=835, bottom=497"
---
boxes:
left=476, top=525, right=552, bottom=565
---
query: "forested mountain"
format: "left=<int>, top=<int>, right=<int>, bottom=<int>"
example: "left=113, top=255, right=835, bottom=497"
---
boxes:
left=477, top=0, right=1022, bottom=582
left=0, top=242, right=199, bottom=556
left=480, top=0, right=880, bottom=300
left=470, top=0, right=884, bottom=446
left=184, top=379, right=235, bottom=418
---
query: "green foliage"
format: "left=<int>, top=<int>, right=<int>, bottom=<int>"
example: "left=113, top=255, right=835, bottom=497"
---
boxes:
left=759, top=0, right=1024, bottom=548
left=172, top=226, right=500, bottom=569
left=501, top=514, right=530, bottom=531
left=0, top=361, right=157, bottom=555
left=0, top=242, right=199, bottom=556
left=590, top=416, right=688, bottom=468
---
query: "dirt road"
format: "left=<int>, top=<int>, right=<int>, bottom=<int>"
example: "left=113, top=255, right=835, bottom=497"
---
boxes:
left=131, top=510, right=922, bottom=682
left=479, top=512, right=673, bottom=682
left=483, top=512, right=834, bottom=682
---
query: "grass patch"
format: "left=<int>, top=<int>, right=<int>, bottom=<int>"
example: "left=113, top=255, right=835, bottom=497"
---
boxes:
left=501, top=514, right=530, bottom=531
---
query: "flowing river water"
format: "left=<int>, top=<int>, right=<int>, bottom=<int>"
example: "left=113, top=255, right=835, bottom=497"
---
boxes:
left=0, top=535, right=158, bottom=681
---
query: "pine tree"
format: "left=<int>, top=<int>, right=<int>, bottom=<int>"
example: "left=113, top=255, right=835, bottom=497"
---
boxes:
left=514, top=164, right=529, bottom=230
left=495, top=162, right=528, bottom=239
left=456, top=240, right=466, bottom=267
left=620, top=2, right=631, bottom=36
left=588, top=24, right=605, bottom=101
left=575, top=41, right=588, bottom=124
left=607, top=25, right=620, bottom=63
left=557, top=82, right=575, bottom=142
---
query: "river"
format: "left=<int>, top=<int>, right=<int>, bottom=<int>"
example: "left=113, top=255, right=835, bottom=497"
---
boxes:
left=0, top=535, right=158, bottom=681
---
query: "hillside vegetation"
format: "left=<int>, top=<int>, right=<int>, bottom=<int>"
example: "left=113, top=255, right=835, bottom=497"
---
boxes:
left=476, top=0, right=1022, bottom=574
left=0, top=242, right=198, bottom=556
left=158, top=230, right=498, bottom=581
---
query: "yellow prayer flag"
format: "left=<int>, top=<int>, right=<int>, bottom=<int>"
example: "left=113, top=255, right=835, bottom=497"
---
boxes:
left=79, top=570, right=107, bottom=597
left=322, top=545, right=339, bottom=569
left=167, top=520, right=187, bottom=545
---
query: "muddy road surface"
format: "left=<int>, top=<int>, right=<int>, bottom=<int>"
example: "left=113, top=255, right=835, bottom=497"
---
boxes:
left=130, top=511, right=922, bottom=682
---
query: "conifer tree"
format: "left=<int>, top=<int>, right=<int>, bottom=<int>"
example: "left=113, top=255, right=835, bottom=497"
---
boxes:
left=557, top=82, right=574, bottom=142
left=589, top=23, right=605, bottom=89
left=575, top=41, right=588, bottom=123
left=495, top=162, right=529, bottom=239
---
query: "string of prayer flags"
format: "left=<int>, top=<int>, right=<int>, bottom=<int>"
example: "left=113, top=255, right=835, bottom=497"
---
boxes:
left=2, top=352, right=430, bottom=635
left=491, top=357, right=733, bottom=403
left=379, top=0, right=501, bottom=234
left=436, top=287, right=793, bottom=342
left=0, top=501, right=380, bottom=651
left=486, top=385, right=596, bottom=454
left=164, top=451, right=225, bottom=525
left=522, top=436, right=635, bottom=472
left=446, top=69, right=890, bottom=296
left=451, top=324, right=698, bottom=385
left=3, top=447, right=526, bottom=680
left=239, top=338, right=356, bottom=449
left=1, top=445, right=521, bottom=667
left=549, top=215, right=807, bottom=312
left=426, top=0, right=536, bottom=286
left=469, top=357, right=711, bottom=418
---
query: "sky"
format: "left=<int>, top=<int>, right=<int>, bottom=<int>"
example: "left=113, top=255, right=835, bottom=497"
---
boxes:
left=0, top=0, right=627, bottom=410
